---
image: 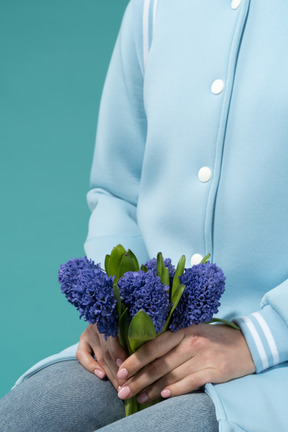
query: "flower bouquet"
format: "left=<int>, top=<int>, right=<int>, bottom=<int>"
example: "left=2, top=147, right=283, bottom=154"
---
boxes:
left=58, top=244, right=237, bottom=416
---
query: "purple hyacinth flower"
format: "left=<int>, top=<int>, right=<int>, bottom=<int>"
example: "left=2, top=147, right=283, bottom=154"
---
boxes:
left=145, top=257, right=175, bottom=283
left=169, top=263, right=226, bottom=332
left=58, top=257, right=118, bottom=338
left=117, top=269, right=170, bottom=334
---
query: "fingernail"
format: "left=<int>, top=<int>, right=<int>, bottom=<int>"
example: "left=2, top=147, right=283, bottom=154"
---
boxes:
left=118, top=385, right=122, bottom=392
left=116, top=358, right=123, bottom=368
left=118, top=386, right=131, bottom=399
left=94, top=369, right=104, bottom=379
left=161, top=389, right=171, bottom=399
left=117, top=368, right=128, bottom=380
left=137, top=392, right=149, bottom=404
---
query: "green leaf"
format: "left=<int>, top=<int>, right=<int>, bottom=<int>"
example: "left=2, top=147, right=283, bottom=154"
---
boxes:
left=128, top=310, right=156, bottom=352
left=161, top=284, right=186, bottom=333
left=104, top=254, right=110, bottom=275
left=208, top=318, right=240, bottom=330
left=112, top=285, right=128, bottom=351
left=171, top=255, right=186, bottom=295
left=119, top=308, right=131, bottom=354
left=156, top=252, right=170, bottom=286
left=160, top=255, right=186, bottom=333
left=156, top=252, right=164, bottom=278
left=119, top=253, right=135, bottom=279
left=161, top=266, right=170, bottom=287
left=200, top=253, right=211, bottom=264
left=127, top=249, right=139, bottom=272
left=107, top=244, right=127, bottom=281
left=171, top=283, right=186, bottom=307
left=118, top=249, right=140, bottom=279
left=170, top=255, right=185, bottom=303
left=170, top=284, right=186, bottom=315
left=112, top=284, right=124, bottom=319
left=140, top=264, right=148, bottom=273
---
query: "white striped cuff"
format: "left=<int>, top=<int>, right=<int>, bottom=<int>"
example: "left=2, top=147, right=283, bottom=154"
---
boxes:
left=234, top=305, right=288, bottom=373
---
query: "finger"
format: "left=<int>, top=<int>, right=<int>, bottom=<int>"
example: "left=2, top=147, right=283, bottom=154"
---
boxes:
left=107, top=335, right=128, bottom=365
left=117, top=330, right=184, bottom=381
left=89, top=336, right=120, bottom=391
left=136, top=357, right=211, bottom=403
left=118, top=340, right=198, bottom=399
left=160, top=368, right=216, bottom=399
left=138, top=367, right=216, bottom=404
left=97, top=335, right=123, bottom=388
left=105, top=337, right=128, bottom=387
left=76, top=336, right=106, bottom=379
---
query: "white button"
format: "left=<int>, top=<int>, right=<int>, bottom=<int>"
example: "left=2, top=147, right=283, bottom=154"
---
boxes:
left=231, top=0, right=242, bottom=9
left=198, top=167, right=212, bottom=183
left=211, top=79, right=225, bottom=95
left=190, top=254, right=203, bottom=266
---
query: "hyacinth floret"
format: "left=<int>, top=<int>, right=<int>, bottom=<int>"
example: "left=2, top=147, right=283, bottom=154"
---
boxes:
left=58, top=257, right=118, bottom=338
left=169, top=263, right=226, bottom=332
left=145, top=257, right=175, bottom=283
left=117, top=269, right=170, bottom=333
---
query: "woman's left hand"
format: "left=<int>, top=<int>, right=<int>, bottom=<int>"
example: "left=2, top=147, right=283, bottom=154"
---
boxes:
left=116, top=324, right=256, bottom=404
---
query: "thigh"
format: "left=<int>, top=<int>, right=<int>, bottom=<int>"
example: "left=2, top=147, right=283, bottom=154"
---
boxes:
left=0, top=360, right=125, bottom=432
left=97, top=391, right=218, bottom=432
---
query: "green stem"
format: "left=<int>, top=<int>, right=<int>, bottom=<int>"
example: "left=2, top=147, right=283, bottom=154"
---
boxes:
left=125, top=396, right=163, bottom=417
left=208, top=318, right=240, bottom=330
left=124, top=396, right=140, bottom=416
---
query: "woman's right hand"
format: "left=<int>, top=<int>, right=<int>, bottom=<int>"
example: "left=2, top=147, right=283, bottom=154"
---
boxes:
left=76, top=324, right=128, bottom=390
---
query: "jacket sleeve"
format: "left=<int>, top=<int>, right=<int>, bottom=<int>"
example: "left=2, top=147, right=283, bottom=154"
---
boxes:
left=234, top=280, right=288, bottom=372
left=84, top=0, right=150, bottom=265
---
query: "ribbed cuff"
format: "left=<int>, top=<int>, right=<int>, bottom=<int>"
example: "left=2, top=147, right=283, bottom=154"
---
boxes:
left=234, top=305, right=288, bottom=373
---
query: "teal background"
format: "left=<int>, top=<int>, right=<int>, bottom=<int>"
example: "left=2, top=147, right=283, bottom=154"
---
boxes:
left=0, top=0, right=129, bottom=398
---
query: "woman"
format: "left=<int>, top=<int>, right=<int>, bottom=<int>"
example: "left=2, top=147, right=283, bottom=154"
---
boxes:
left=1, top=0, right=288, bottom=431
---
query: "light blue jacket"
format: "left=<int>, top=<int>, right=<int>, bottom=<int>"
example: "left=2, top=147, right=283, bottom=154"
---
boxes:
left=15, top=0, right=288, bottom=430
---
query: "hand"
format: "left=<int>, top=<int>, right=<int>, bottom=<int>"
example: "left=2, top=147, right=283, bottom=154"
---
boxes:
left=116, top=324, right=256, bottom=403
left=76, top=324, right=128, bottom=390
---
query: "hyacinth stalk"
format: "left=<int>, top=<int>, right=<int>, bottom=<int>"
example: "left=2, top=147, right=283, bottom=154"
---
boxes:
left=104, top=246, right=166, bottom=415
left=59, top=245, right=238, bottom=417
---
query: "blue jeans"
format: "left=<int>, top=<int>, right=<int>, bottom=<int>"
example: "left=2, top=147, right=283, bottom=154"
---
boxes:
left=0, top=360, right=218, bottom=432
